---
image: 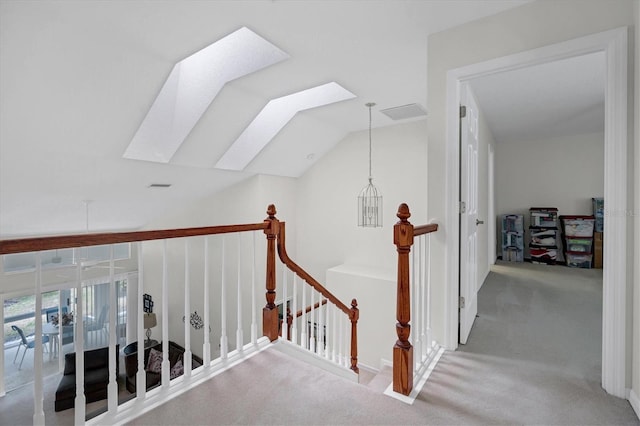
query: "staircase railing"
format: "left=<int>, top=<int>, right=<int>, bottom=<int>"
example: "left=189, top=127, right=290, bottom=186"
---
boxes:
left=392, top=203, right=439, bottom=396
left=263, top=205, right=359, bottom=373
left=0, top=204, right=358, bottom=425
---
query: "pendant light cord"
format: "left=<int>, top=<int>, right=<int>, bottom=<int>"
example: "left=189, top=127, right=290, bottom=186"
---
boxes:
left=366, top=102, right=375, bottom=180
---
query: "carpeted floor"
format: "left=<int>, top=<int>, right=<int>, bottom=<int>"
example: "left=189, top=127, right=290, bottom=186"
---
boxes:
left=127, top=261, right=639, bottom=425
left=3, top=262, right=638, bottom=425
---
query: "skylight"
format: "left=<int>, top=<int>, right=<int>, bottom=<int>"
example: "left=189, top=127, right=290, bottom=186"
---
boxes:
left=214, top=82, right=356, bottom=171
left=123, top=27, right=289, bottom=163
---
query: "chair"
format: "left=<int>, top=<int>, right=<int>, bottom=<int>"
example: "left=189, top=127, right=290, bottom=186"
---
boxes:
left=11, top=325, right=50, bottom=370
left=84, top=305, right=108, bottom=347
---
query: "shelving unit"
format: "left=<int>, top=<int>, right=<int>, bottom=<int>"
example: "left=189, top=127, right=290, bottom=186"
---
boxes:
left=528, top=207, right=559, bottom=265
left=501, top=214, right=524, bottom=262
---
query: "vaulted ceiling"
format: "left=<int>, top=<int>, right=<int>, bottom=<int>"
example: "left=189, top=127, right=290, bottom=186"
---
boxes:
left=1, top=0, right=536, bottom=237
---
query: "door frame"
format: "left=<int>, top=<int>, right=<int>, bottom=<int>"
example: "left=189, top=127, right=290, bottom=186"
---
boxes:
left=444, top=27, right=628, bottom=398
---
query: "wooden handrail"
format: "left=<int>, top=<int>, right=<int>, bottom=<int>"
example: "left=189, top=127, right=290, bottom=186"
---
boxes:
left=262, top=204, right=359, bottom=373
left=414, top=223, right=438, bottom=236
left=0, top=223, right=269, bottom=255
left=295, top=299, right=327, bottom=318
left=392, top=203, right=438, bottom=396
left=2, top=204, right=360, bottom=375
left=276, top=222, right=351, bottom=316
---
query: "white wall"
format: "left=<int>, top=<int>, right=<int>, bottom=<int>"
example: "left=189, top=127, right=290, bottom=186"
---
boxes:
left=427, top=0, right=636, bottom=386
left=495, top=131, right=604, bottom=258
left=295, top=119, right=428, bottom=280
left=632, top=0, right=640, bottom=417
left=141, top=174, right=298, bottom=356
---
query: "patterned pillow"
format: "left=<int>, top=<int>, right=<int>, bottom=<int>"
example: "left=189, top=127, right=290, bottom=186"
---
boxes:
left=170, top=359, right=184, bottom=379
left=146, top=348, right=163, bottom=374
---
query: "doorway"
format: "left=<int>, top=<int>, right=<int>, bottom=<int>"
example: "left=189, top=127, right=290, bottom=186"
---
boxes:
left=445, top=27, right=629, bottom=398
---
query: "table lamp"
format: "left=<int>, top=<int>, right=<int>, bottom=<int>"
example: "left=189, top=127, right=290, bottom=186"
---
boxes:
left=143, top=313, right=157, bottom=344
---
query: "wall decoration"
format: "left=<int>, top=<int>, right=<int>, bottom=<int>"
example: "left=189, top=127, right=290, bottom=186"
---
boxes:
left=183, top=311, right=211, bottom=332
left=143, top=293, right=154, bottom=313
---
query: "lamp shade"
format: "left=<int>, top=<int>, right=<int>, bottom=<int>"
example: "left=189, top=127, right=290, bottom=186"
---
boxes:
left=143, top=313, right=157, bottom=329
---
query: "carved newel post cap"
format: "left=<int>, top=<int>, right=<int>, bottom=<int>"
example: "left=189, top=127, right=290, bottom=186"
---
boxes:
left=396, top=203, right=411, bottom=222
left=267, top=204, right=277, bottom=217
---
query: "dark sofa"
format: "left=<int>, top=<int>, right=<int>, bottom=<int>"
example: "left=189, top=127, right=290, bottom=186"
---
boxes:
left=54, top=345, right=119, bottom=412
left=124, top=340, right=202, bottom=393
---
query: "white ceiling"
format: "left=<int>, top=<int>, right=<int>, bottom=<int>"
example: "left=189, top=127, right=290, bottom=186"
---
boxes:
left=469, top=51, right=605, bottom=144
left=0, top=0, right=542, bottom=237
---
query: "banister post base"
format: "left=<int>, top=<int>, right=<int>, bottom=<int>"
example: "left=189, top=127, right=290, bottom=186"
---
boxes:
left=263, top=306, right=279, bottom=342
left=393, top=343, right=413, bottom=396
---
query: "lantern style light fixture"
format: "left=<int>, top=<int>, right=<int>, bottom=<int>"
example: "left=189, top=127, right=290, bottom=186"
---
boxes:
left=358, top=102, right=382, bottom=227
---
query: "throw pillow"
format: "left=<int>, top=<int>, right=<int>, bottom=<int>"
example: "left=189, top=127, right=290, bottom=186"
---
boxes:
left=170, top=359, right=184, bottom=380
left=146, top=348, right=163, bottom=373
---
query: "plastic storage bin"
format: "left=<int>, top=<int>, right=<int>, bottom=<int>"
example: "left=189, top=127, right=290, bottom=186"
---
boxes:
left=530, top=227, right=557, bottom=246
left=562, top=216, right=595, bottom=237
left=530, top=247, right=557, bottom=265
left=592, top=198, right=604, bottom=232
left=530, top=207, right=558, bottom=228
left=502, top=215, right=524, bottom=233
left=565, top=237, right=593, bottom=253
left=566, top=252, right=593, bottom=269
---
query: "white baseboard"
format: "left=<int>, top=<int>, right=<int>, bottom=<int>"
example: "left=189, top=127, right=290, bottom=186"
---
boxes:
left=273, top=339, right=359, bottom=383
left=629, top=388, right=640, bottom=421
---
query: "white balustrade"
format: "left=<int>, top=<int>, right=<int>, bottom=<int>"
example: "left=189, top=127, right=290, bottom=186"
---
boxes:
left=1, top=221, right=358, bottom=425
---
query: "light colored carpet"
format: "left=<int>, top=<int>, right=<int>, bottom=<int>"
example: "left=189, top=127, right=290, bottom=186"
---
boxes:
left=3, top=262, right=638, bottom=425
left=127, top=261, right=639, bottom=425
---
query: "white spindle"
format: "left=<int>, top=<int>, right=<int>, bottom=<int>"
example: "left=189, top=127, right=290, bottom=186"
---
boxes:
left=338, top=313, right=344, bottom=367
left=203, top=237, right=211, bottom=365
left=300, top=279, right=307, bottom=350
left=184, top=241, right=193, bottom=376
left=251, top=232, right=258, bottom=345
left=412, top=241, right=421, bottom=367
left=421, top=235, right=428, bottom=357
left=74, top=251, right=86, bottom=425
left=136, top=243, right=147, bottom=397
left=309, top=289, right=315, bottom=353
left=33, top=252, right=44, bottom=425
left=323, top=301, right=330, bottom=360
left=426, top=232, right=433, bottom=352
left=236, top=233, right=244, bottom=351
left=108, top=246, right=118, bottom=414
left=0, top=293, right=4, bottom=398
left=220, top=236, right=228, bottom=359
left=162, top=240, right=170, bottom=387
left=282, top=267, right=287, bottom=340
left=331, top=304, right=337, bottom=362
left=291, top=275, right=297, bottom=345
left=318, top=297, right=324, bottom=357
left=58, top=292, right=64, bottom=372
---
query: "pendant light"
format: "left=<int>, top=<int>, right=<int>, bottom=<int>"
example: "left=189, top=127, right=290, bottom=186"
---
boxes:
left=358, top=102, right=382, bottom=227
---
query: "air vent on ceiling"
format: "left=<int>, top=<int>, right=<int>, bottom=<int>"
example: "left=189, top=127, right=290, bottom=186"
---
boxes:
left=148, top=183, right=172, bottom=188
left=380, top=103, right=427, bottom=120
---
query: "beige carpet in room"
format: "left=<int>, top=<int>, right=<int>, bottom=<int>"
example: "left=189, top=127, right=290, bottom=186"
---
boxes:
left=127, top=261, right=639, bottom=425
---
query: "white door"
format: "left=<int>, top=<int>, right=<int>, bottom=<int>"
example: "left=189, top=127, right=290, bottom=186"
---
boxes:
left=459, top=83, right=480, bottom=344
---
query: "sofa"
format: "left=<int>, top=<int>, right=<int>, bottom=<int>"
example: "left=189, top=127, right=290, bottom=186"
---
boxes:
left=54, top=345, right=119, bottom=412
left=124, top=340, right=203, bottom=393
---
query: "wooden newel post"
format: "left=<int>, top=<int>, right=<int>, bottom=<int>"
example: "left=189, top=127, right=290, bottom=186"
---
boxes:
left=350, top=298, right=359, bottom=373
left=393, top=203, right=414, bottom=395
left=263, top=204, right=280, bottom=341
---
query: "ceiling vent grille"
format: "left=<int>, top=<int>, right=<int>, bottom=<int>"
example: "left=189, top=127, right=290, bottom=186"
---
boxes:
left=380, top=103, right=427, bottom=120
left=148, top=183, right=172, bottom=188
